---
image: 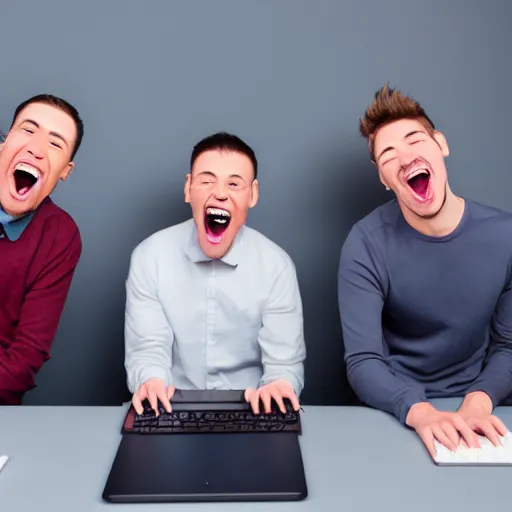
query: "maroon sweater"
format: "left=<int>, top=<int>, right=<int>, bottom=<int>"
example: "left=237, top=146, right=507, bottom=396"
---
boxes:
left=0, top=197, right=82, bottom=404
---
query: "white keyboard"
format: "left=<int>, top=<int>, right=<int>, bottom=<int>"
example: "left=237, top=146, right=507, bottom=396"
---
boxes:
left=434, top=431, right=512, bottom=465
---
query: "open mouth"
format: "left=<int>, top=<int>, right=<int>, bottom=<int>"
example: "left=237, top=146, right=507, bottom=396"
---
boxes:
left=406, top=168, right=431, bottom=200
left=205, top=207, right=231, bottom=243
left=13, top=163, right=40, bottom=197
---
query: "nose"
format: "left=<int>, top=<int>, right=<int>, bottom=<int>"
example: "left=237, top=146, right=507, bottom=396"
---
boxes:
left=26, top=135, right=45, bottom=160
left=398, top=147, right=417, bottom=169
left=213, top=181, right=228, bottom=200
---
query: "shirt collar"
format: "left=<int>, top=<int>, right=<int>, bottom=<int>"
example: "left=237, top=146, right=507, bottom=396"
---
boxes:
left=185, top=221, right=244, bottom=267
left=0, top=209, right=35, bottom=241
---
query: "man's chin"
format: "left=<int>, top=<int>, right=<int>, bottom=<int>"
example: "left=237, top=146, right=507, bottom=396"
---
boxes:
left=400, top=187, right=447, bottom=220
left=198, top=231, right=234, bottom=259
left=0, top=196, right=36, bottom=217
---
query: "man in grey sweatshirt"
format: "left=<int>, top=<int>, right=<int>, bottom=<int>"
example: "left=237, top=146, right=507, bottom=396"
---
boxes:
left=338, top=83, right=511, bottom=458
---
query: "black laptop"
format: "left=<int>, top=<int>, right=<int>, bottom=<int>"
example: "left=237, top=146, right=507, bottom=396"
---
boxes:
left=102, top=389, right=308, bottom=503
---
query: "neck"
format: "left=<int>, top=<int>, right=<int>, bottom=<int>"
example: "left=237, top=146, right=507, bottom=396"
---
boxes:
left=401, top=186, right=465, bottom=237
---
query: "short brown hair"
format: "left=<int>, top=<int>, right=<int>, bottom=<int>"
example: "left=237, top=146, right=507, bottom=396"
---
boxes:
left=10, top=94, right=84, bottom=160
left=360, top=83, right=436, bottom=162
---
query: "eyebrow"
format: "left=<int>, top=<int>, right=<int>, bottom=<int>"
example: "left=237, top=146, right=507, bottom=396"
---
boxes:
left=21, top=119, right=70, bottom=147
left=195, top=170, right=246, bottom=181
left=376, top=130, right=425, bottom=162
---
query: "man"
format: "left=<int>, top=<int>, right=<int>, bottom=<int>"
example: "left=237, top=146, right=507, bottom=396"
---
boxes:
left=0, top=94, right=84, bottom=404
left=338, top=83, right=511, bottom=458
left=125, top=132, right=306, bottom=415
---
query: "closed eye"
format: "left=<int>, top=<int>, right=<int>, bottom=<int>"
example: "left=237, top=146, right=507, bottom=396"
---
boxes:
left=382, top=156, right=397, bottom=166
left=50, top=142, right=62, bottom=149
left=23, top=128, right=34, bottom=134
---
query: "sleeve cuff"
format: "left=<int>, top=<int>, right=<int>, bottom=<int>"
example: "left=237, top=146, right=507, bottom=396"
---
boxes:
left=397, top=390, right=428, bottom=426
left=129, top=366, right=172, bottom=393
left=258, top=372, right=303, bottom=397
left=465, top=385, right=498, bottom=409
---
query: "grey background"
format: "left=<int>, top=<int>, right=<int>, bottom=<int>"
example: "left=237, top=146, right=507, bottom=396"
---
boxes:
left=0, top=0, right=510, bottom=406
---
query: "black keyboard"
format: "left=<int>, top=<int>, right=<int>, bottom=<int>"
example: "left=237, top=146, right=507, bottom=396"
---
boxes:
left=123, top=395, right=302, bottom=435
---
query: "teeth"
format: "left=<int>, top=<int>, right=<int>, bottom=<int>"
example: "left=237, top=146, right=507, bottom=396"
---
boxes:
left=407, top=168, right=429, bottom=180
left=206, top=207, right=230, bottom=217
left=15, top=163, right=40, bottom=179
left=213, top=218, right=227, bottom=224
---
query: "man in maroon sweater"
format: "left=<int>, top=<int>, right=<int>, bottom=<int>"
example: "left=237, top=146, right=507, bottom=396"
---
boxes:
left=0, top=94, right=84, bottom=404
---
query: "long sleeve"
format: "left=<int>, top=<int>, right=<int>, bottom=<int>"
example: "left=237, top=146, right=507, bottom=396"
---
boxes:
left=466, top=273, right=512, bottom=406
left=257, top=257, right=306, bottom=395
left=0, top=220, right=82, bottom=404
left=124, top=241, right=174, bottom=393
left=338, top=225, right=427, bottom=424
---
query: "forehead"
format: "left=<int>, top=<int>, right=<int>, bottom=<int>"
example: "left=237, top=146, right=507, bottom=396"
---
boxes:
left=15, top=103, right=77, bottom=140
left=192, top=149, right=254, bottom=179
left=373, top=118, right=428, bottom=152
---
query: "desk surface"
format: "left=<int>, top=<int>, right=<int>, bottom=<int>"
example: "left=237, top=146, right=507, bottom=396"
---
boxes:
left=1, top=399, right=511, bottom=512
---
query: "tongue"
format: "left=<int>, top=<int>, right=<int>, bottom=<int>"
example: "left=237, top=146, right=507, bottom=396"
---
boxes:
left=206, top=222, right=225, bottom=244
left=409, top=174, right=429, bottom=197
left=15, top=172, right=36, bottom=196
left=206, top=231, right=223, bottom=244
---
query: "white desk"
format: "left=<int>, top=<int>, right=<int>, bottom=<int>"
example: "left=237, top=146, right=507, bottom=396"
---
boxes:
left=0, top=399, right=511, bottom=512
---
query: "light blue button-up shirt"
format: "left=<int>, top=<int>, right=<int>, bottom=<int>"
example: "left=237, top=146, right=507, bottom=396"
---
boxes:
left=124, top=219, right=306, bottom=396
left=0, top=209, right=34, bottom=240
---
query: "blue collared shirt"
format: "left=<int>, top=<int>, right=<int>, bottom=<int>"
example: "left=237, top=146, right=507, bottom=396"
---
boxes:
left=124, top=219, right=306, bottom=395
left=0, top=209, right=34, bottom=241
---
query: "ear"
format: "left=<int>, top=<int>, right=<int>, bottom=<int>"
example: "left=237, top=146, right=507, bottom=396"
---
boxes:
left=59, top=162, right=75, bottom=182
left=184, top=173, right=191, bottom=203
left=249, top=179, right=259, bottom=208
left=433, top=130, right=450, bottom=157
left=377, top=171, right=390, bottom=190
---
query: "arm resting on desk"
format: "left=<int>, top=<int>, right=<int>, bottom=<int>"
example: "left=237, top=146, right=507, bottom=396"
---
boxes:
left=465, top=278, right=512, bottom=407
left=257, top=257, right=306, bottom=396
left=124, top=242, right=174, bottom=394
left=338, top=226, right=427, bottom=425
left=0, top=221, right=81, bottom=404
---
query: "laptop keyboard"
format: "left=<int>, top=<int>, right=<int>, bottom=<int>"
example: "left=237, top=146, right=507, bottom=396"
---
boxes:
left=128, top=401, right=302, bottom=434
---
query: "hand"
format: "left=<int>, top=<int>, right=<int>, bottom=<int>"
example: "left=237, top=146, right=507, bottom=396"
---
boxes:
left=132, top=378, right=175, bottom=416
left=244, top=379, right=300, bottom=414
left=457, top=391, right=508, bottom=446
left=406, top=402, right=480, bottom=458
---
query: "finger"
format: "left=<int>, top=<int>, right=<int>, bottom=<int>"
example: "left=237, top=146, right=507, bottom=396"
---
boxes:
left=260, top=389, right=272, bottom=414
left=167, top=385, right=176, bottom=411
left=269, top=389, right=286, bottom=414
left=132, top=391, right=144, bottom=415
left=418, top=428, right=437, bottom=460
left=250, top=390, right=261, bottom=415
left=148, top=389, right=159, bottom=416
left=157, top=388, right=172, bottom=414
left=433, top=425, right=457, bottom=451
left=440, top=421, right=460, bottom=449
left=474, top=420, right=501, bottom=447
left=490, top=416, right=509, bottom=437
left=453, top=416, right=480, bottom=448
left=244, top=387, right=256, bottom=403
left=278, top=387, right=301, bottom=411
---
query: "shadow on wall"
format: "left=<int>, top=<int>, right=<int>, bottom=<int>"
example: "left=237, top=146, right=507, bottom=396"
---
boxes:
left=294, top=142, right=389, bottom=406
left=89, top=192, right=193, bottom=406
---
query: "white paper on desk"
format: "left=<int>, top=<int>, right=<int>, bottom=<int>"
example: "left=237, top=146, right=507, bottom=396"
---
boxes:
left=0, top=455, right=9, bottom=473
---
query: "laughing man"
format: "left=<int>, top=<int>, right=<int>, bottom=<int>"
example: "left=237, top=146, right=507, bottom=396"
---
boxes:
left=338, top=84, right=512, bottom=459
left=125, top=132, right=306, bottom=415
left=0, top=94, right=83, bottom=404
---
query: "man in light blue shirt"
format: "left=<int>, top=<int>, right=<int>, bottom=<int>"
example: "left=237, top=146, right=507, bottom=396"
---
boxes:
left=125, top=132, right=306, bottom=416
